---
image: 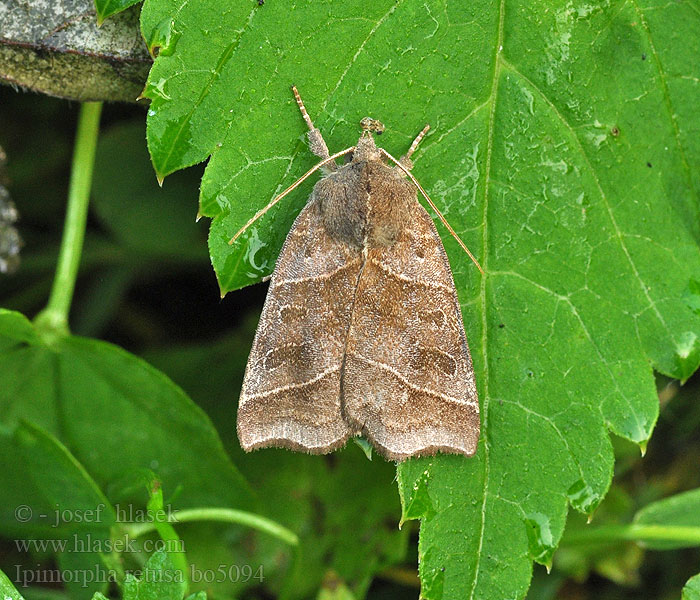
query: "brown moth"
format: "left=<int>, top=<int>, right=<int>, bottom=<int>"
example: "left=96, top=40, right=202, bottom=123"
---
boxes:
left=233, top=87, right=481, bottom=461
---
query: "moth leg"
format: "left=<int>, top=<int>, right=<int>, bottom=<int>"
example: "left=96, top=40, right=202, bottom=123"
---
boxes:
left=292, top=86, right=336, bottom=172
left=397, top=124, right=430, bottom=171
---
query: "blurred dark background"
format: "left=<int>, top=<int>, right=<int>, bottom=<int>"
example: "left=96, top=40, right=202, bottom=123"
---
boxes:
left=0, top=85, right=698, bottom=600
left=0, top=86, right=268, bottom=351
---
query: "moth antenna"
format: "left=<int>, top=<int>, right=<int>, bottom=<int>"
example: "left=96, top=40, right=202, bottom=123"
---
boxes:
left=403, top=124, right=430, bottom=163
left=291, top=85, right=316, bottom=131
left=229, top=147, right=356, bottom=245
left=380, top=148, right=485, bottom=275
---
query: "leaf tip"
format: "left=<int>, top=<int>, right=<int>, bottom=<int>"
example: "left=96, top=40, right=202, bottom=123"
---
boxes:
left=353, top=437, right=374, bottom=461
left=638, top=439, right=648, bottom=457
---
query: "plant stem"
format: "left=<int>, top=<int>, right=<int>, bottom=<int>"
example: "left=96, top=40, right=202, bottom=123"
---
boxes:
left=561, top=524, right=700, bottom=547
left=35, top=102, right=102, bottom=338
left=125, top=507, right=299, bottom=547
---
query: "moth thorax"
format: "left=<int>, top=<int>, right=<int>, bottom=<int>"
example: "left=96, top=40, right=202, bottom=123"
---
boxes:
left=353, top=135, right=381, bottom=163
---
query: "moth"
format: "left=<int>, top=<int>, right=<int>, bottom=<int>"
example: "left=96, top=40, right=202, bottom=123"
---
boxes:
left=233, top=87, right=481, bottom=461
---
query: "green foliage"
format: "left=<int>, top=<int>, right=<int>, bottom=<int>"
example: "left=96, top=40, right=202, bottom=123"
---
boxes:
left=138, top=0, right=700, bottom=598
left=0, top=304, right=260, bottom=599
left=0, top=551, right=206, bottom=600
left=14, top=421, right=116, bottom=600
left=0, top=566, right=24, bottom=600
left=317, top=573, right=357, bottom=600
left=1, top=0, right=699, bottom=598
left=123, top=551, right=185, bottom=600
left=91, top=122, right=207, bottom=261
left=0, top=309, right=253, bottom=512
left=635, top=488, right=700, bottom=550
left=684, top=574, right=700, bottom=600
left=553, top=482, right=645, bottom=586
left=94, top=0, right=143, bottom=26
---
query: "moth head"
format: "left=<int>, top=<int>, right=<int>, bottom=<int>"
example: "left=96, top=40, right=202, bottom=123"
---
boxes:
left=360, top=117, right=385, bottom=136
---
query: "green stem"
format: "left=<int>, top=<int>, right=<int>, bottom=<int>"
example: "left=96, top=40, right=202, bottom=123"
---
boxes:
left=562, top=524, right=700, bottom=547
left=125, top=507, right=299, bottom=547
left=146, top=486, right=190, bottom=594
left=35, top=102, right=102, bottom=338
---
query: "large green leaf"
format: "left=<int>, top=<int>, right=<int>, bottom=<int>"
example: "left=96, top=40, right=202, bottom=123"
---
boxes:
left=139, top=1, right=700, bottom=598
left=0, top=309, right=253, bottom=514
left=0, top=309, right=257, bottom=596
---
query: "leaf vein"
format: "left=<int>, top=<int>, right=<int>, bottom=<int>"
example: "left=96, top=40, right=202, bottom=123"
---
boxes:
left=492, top=269, right=645, bottom=439
left=158, top=4, right=259, bottom=174
left=320, top=1, right=404, bottom=115
left=629, top=0, right=697, bottom=198
left=472, top=0, right=506, bottom=598
left=499, top=59, right=673, bottom=350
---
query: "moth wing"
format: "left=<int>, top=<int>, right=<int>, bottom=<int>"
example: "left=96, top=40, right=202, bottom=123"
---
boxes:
left=342, top=198, right=480, bottom=460
left=237, top=199, right=362, bottom=453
